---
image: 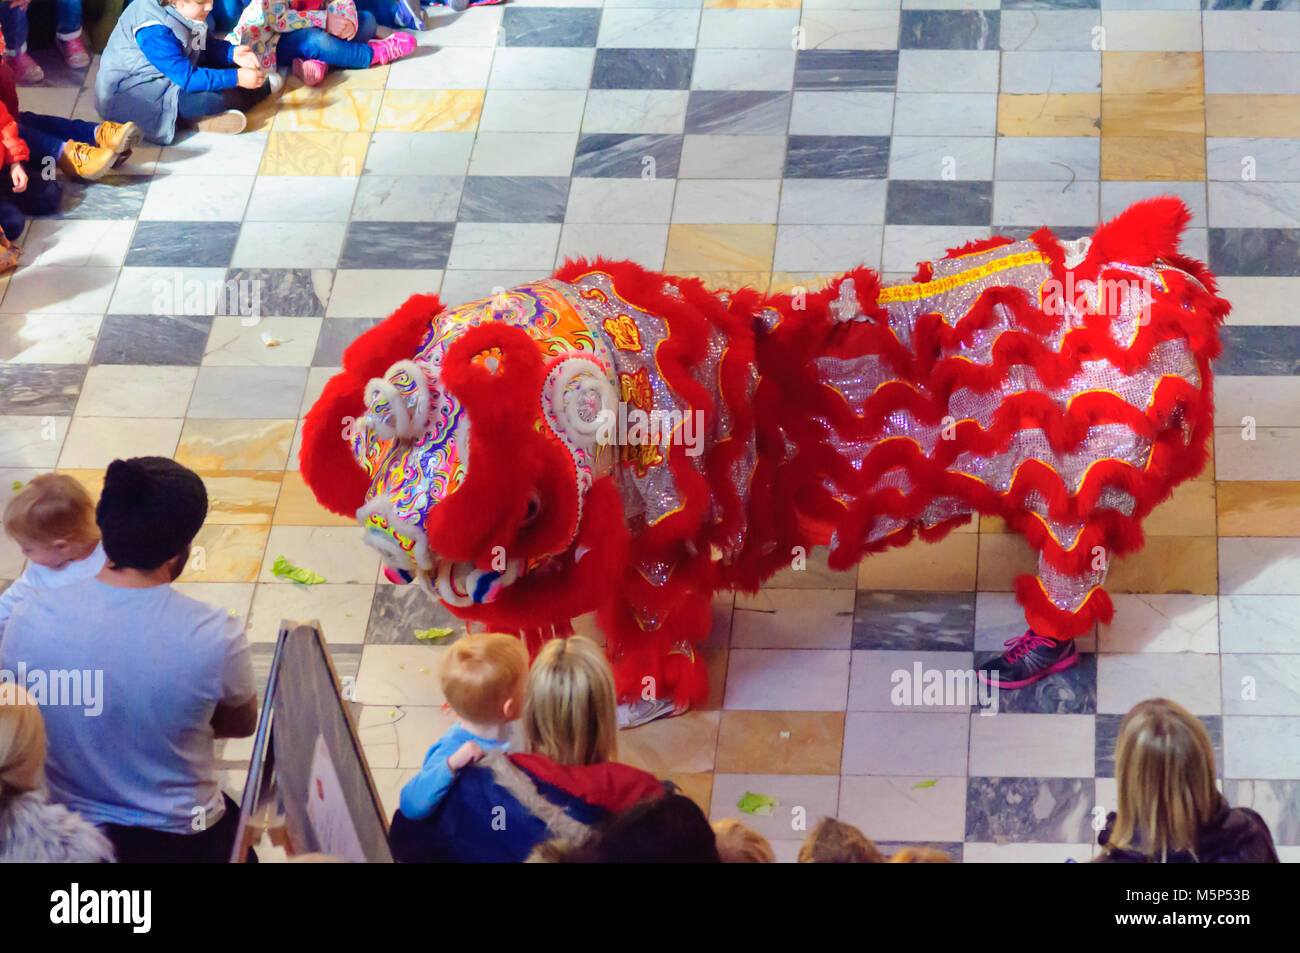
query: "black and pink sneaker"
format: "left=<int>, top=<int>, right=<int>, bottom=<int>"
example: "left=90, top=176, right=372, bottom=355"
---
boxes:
left=977, top=631, right=1078, bottom=689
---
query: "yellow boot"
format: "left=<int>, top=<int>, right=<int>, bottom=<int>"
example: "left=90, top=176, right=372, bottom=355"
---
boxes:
left=94, top=121, right=142, bottom=155
left=57, top=141, right=119, bottom=181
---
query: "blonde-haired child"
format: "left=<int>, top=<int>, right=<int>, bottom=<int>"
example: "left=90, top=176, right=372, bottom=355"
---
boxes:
left=522, top=635, right=619, bottom=767
left=0, top=683, right=115, bottom=862
left=0, top=475, right=106, bottom=636
left=1096, top=698, right=1278, bottom=863
left=713, top=818, right=774, bottom=863
left=889, top=845, right=953, bottom=863
left=797, top=817, right=885, bottom=863
left=398, top=631, right=528, bottom=820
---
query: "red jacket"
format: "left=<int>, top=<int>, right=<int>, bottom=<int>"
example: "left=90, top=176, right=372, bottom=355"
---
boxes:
left=0, top=29, right=26, bottom=165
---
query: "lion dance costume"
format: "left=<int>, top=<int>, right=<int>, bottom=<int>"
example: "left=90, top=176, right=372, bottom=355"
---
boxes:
left=301, top=197, right=1227, bottom=710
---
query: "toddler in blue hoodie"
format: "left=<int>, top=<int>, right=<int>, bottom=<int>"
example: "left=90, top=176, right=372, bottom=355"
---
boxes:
left=399, top=631, right=528, bottom=820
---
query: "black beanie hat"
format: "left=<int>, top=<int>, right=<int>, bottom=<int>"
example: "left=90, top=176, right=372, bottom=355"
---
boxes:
left=97, top=457, right=208, bottom=571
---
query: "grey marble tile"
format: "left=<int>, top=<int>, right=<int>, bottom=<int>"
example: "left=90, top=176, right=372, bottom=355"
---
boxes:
left=1095, top=713, right=1222, bottom=778
left=1223, top=655, right=1300, bottom=715
left=999, top=50, right=1101, bottom=93
left=973, top=650, right=1097, bottom=715
left=874, top=841, right=964, bottom=862
left=591, top=49, right=695, bottom=90
left=1219, top=596, right=1300, bottom=654
left=125, top=221, right=241, bottom=268
left=999, top=10, right=1102, bottom=50
left=186, top=366, right=309, bottom=419
left=1210, top=228, right=1300, bottom=276
left=1208, top=138, right=1300, bottom=182
left=995, top=224, right=1096, bottom=241
left=457, top=176, right=571, bottom=223
left=351, top=176, right=464, bottom=222
left=573, top=133, right=683, bottom=178
left=0, top=365, right=86, bottom=416
left=313, top=318, right=381, bottom=367
left=91, top=315, right=213, bottom=366
left=886, top=180, right=993, bottom=226
left=365, top=584, right=470, bottom=645
left=1224, top=716, right=1300, bottom=779
left=224, top=269, right=331, bottom=318
left=784, top=135, right=890, bottom=178
left=55, top=177, right=151, bottom=220
left=900, top=10, right=1000, bottom=48
left=1216, top=325, right=1300, bottom=374
left=502, top=6, right=601, bottom=46
left=965, top=776, right=1095, bottom=842
left=684, top=91, right=792, bottom=135
left=888, top=136, right=996, bottom=180
left=794, top=50, right=899, bottom=90
left=1224, top=780, right=1300, bottom=847
left=994, top=137, right=1100, bottom=180
left=339, top=223, right=455, bottom=269
left=1004, top=0, right=1099, bottom=7
left=1205, top=52, right=1300, bottom=94
left=853, top=590, right=976, bottom=651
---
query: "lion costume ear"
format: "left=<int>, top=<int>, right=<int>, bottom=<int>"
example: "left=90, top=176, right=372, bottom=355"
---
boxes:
left=429, top=322, right=581, bottom=563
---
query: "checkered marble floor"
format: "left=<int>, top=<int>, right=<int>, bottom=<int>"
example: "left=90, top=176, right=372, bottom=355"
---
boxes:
left=1, top=0, right=1300, bottom=863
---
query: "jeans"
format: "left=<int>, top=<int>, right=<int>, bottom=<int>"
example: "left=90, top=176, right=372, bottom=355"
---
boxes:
left=18, top=111, right=99, bottom=163
left=0, top=171, right=61, bottom=240
left=212, top=0, right=250, bottom=35
left=101, top=794, right=259, bottom=863
left=177, top=83, right=271, bottom=123
left=0, top=4, right=27, bottom=52
left=58, top=0, right=83, bottom=35
left=274, top=12, right=377, bottom=70
left=354, top=0, right=403, bottom=29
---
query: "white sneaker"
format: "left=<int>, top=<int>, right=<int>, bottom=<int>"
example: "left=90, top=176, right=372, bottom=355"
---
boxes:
left=616, top=697, right=681, bottom=729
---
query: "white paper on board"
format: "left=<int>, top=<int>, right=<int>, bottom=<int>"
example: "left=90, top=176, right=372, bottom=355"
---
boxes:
left=305, top=733, right=367, bottom=863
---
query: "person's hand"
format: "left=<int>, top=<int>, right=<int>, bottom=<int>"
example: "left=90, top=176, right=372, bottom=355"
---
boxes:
left=232, top=44, right=260, bottom=70
left=326, top=12, right=356, bottom=40
left=9, top=163, right=26, bottom=193
left=445, top=741, right=485, bottom=772
left=236, top=66, right=267, bottom=89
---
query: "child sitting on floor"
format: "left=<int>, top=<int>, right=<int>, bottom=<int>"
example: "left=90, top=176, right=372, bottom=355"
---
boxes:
left=797, top=817, right=885, bottom=863
left=398, top=632, right=528, bottom=820
left=230, top=0, right=414, bottom=89
left=713, top=818, right=775, bottom=863
left=0, top=475, right=107, bottom=638
left=96, top=0, right=271, bottom=142
left=1, top=0, right=91, bottom=83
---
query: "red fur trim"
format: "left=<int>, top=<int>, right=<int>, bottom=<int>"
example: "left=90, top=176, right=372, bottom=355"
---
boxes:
left=945, top=235, right=1015, bottom=259
left=341, top=293, right=444, bottom=381
left=300, top=372, right=371, bottom=516
left=1078, top=196, right=1191, bottom=280
left=1015, top=574, right=1113, bottom=642
left=912, top=260, right=934, bottom=282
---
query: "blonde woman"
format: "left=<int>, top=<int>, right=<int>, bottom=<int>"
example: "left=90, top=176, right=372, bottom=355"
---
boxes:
left=390, top=636, right=664, bottom=862
left=0, top=685, right=115, bottom=863
left=1096, top=699, right=1278, bottom=863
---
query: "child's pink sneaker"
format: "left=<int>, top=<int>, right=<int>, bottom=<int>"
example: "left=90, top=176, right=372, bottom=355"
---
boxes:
left=57, top=33, right=90, bottom=69
left=292, top=57, right=328, bottom=87
left=9, top=52, right=44, bottom=85
left=367, top=31, right=416, bottom=67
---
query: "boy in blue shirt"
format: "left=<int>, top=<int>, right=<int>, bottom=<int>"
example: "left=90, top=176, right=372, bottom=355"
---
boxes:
left=400, top=632, right=528, bottom=820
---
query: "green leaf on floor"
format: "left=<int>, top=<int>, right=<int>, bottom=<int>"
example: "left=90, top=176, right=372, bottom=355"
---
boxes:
left=415, top=626, right=454, bottom=642
left=11, top=481, right=21, bottom=491
left=911, top=779, right=938, bottom=790
left=737, top=792, right=779, bottom=816
left=271, top=555, right=326, bottom=585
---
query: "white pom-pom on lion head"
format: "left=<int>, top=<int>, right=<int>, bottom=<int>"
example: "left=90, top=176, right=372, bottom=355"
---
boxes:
left=361, top=359, right=438, bottom=443
left=543, top=353, right=618, bottom=453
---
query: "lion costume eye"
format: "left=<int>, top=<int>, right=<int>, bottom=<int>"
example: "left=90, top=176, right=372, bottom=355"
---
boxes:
left=522, top=493, right=542, bottom=526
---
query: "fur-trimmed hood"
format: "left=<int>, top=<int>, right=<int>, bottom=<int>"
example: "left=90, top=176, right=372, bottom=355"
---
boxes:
left=0, top=791, right=116, bottom=863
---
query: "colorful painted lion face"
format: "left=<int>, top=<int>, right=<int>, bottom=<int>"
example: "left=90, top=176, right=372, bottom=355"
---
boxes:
left=346, top=282, right=626, bottom=623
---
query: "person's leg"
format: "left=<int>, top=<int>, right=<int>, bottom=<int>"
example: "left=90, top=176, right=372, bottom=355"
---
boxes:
left=0, top=4, right=29, bottom=54
left=15, top=116, right=70, bottom=165
left=56, top=0, right=83, bottom=35
left=18, top=112, right=101, bottom=153
left=178, top=85, right=269, bottom=122
left=101, top=795, right=256, bottom=863
left=276, top=26, right=374, bottom=71
left=356, top=10, right=377, bottom=44
left=0, top=197, right=25, bottom=242
left=10, top=174, right=63, bottom=219
left=353, top=0, right=400, bottom=29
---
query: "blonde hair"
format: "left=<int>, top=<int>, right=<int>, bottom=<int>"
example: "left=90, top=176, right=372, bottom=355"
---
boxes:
left=713, top=819, right=774, bottom=863
left=522, top=637, right=617, bottom=767
left=0, top=684, right=46, bottom=804
left=889, top=846, right=953, bottom=863
left=1105, top=698, right=1219, bottom=862
left=797, top=818, right=884, bottom=863
left=440, top=633, right=529, bottom=725
left=4, top=474, right=99, bottom=547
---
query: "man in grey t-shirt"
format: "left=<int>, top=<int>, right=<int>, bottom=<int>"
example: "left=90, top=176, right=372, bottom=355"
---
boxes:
left=1, top=457, right=258, bottom=863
